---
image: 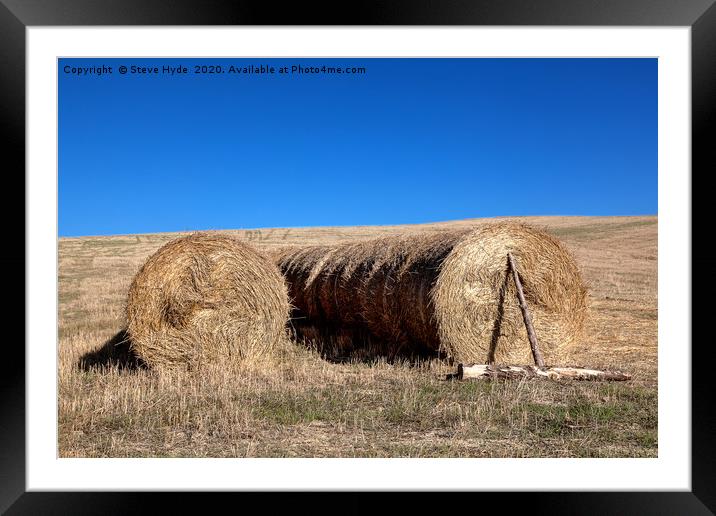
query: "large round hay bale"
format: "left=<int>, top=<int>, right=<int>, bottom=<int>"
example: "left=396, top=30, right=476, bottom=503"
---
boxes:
left=276, top=222, right=587, bottom=363
left=126, top=233, right=289, bottom=368
left=433, top=223, right=588, bottom=363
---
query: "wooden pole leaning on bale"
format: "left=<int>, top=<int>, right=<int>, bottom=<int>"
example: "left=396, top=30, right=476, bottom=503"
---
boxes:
left=507, top=252, right=545, bottom=368
left=446, top=253, right=632, bottom=383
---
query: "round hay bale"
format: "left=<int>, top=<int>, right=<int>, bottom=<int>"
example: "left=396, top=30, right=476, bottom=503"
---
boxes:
left=276, top=222, right=587, bottom=363
left=126, top=233, right=289, bottom=368
left=433, top=222, right=588, bottom=363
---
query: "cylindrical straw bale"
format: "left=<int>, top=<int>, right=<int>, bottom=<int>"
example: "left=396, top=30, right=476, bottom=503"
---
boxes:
left=127, top=233, right=289, bottom=368
left=276, top=222, right=587, bottom=363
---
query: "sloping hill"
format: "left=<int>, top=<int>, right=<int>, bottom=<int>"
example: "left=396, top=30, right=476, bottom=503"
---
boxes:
left=58, top=215, right=657, bottom=458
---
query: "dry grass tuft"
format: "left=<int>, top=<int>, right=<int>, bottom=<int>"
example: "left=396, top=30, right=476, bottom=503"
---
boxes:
left=276, top=222, right=587, bottom=364
left=126, top=233, right=289, bottom=368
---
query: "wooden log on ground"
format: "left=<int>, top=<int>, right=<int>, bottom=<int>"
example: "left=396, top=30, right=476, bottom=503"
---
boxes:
left=455, top=364, right=631, bottom=381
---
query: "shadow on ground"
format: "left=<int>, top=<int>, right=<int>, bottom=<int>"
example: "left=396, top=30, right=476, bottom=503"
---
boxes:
left=290, top=322, right=450, bottom=366
left=78, top=329, right=147, bottom=371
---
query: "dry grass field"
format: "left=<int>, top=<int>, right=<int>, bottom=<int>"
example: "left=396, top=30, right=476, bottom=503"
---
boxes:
left=58, top=215, right=657, bottom=457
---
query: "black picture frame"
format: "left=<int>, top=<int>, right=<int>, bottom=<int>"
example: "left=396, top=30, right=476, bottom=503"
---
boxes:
left=2, top=1, right=713, bottom=513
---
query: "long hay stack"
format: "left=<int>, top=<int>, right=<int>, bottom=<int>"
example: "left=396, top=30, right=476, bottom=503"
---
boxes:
left=276, top=222, right=587, bottom=364
left=126, top=233, right=289, bottom=368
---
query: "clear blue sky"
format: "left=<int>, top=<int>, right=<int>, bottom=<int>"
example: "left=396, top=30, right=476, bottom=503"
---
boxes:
left=59, top=58, right=656, bottom=237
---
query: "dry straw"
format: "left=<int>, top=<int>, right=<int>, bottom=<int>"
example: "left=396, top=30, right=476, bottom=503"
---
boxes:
left=276, top=222, right=587, bottom=364
left=126, top=233, right=289, bottom=368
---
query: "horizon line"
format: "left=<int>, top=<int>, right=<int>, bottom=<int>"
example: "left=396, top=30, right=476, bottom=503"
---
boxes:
left=58, top=213, right=658, bottom=239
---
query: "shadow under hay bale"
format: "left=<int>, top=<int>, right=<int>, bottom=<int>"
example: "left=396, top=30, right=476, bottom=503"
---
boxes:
left=288, top=321, right=445, bottom=365
left=276, top=222, right=588, bottom=364
left=78, top=329, right=147, bottom=371
left=126, top=232, right=290, bottom=369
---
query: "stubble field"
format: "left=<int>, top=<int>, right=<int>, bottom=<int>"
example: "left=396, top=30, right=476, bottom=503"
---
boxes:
left=58, top=215, right=657, bottom=457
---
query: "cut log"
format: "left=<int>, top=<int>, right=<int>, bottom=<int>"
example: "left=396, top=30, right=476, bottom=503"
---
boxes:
left=455, top=364, right=631, bottom=381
